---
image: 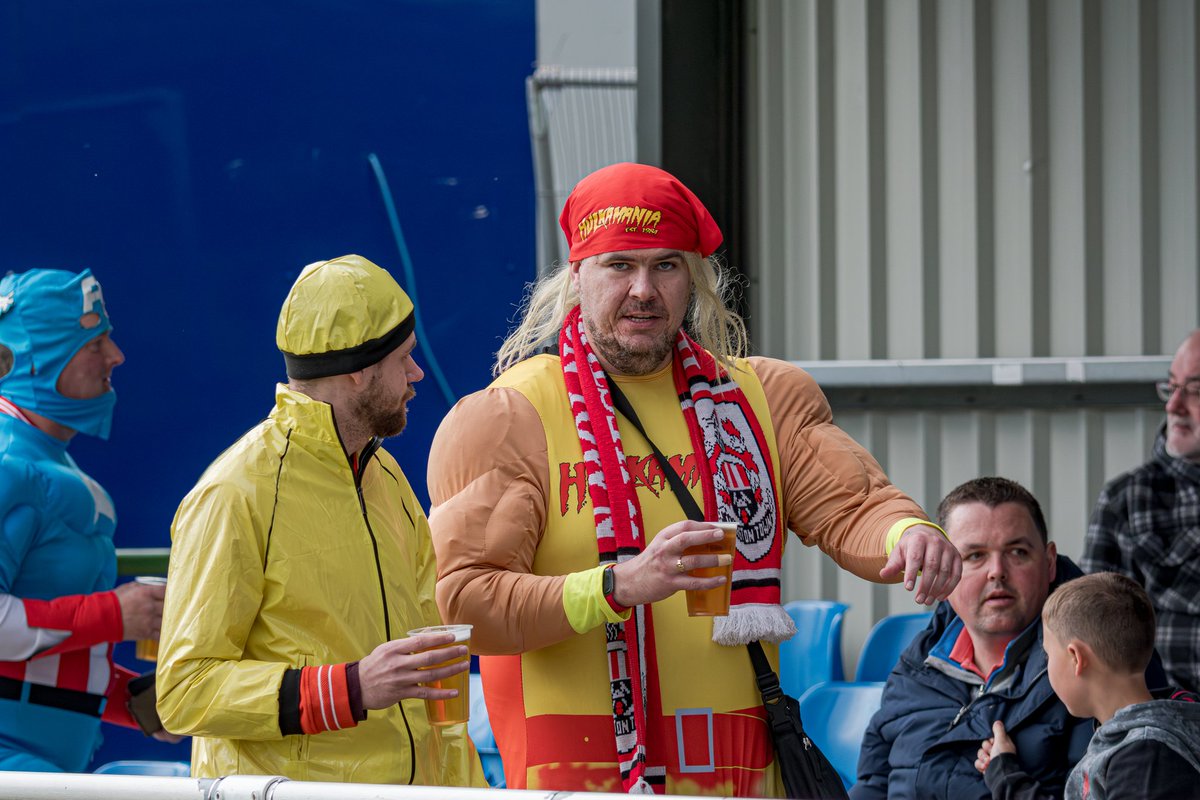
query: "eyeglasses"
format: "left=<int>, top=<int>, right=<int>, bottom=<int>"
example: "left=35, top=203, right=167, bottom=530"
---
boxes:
left=1155, top=380, right=1200, bottom=403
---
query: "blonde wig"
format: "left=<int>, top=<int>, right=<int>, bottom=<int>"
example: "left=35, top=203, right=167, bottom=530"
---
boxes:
left=493, top=252, right=747, bottom=376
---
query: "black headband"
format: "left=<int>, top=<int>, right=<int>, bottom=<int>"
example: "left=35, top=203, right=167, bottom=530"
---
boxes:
left=281, top=312, right=415, bottom=380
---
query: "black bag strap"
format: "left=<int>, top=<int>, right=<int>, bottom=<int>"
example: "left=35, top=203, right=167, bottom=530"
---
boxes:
left=606, top=376, right=704, bottom=523
left=746, top=640, right=787, bottom=706
left=607, top=377, right=789, bottom=706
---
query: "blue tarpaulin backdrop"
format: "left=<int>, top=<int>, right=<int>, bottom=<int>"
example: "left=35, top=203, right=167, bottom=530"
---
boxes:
left=0, top=0, right=535, bottom=768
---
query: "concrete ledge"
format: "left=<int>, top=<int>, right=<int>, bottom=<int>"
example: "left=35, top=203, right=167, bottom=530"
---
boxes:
left=789, top=356, right=1170, bottom=410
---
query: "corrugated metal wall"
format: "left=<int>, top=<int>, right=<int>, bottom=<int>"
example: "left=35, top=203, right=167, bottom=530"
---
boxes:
left=744, top=0, right=1200, bottom=670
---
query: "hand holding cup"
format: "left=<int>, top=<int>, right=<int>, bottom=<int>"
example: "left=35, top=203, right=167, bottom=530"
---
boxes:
left=404, top=624, right=473, bottom=726
left=682, top=521, right=737, bottom=616
left=117, top=576, right=167, bottom=660
left=357, top=629, right=470, bottom=714
left=608, top=521, right=733, bottom=609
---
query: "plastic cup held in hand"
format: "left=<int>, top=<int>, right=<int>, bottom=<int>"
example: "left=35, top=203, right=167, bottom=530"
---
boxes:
left=684, top=522, right=737, bottom=617
left=407, top=624, right=472, bottom=726
left=133, top=576, right=167, bottom=661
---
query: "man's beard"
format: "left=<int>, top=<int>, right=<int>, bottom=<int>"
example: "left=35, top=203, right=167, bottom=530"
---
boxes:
left=354, top=376, right=410, bottom=439
left=581, top=306, right=677, bottom=376
left=1165, top=417, right=1200, bottom=462
left=587, top=327, right=675, bottom=375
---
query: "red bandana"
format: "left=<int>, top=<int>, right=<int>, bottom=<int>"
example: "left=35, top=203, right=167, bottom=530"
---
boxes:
left=559, top=163, right=724, bottom=262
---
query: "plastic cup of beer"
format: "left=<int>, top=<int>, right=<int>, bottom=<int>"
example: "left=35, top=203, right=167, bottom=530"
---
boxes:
left=406, top=624, right=472, bottom=726
left=133, top=576, right=168, bottom=661
left=684, top=522, right=737, bottom=617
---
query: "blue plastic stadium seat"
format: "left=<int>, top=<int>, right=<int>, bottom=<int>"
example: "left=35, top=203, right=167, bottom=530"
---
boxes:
left=853, top=612, right=933, bottom=682
left=798, top=681, right=886, bottom=789
left=93, top=759, right=190, bottom=776
left=468, top=672, right=505, bottom=788
left=778, top=600, right=848, bottom=700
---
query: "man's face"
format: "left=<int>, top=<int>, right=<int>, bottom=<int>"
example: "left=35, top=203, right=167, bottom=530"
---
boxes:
left=570, top=248, right=692, bottom=376
left=946, top=501, right=1057, bottom=644
left=354, top=333, right=424, bottom=438
left=57, top=331, right=124, bottom=399
left=1165, top=332, right=1200, bottom=461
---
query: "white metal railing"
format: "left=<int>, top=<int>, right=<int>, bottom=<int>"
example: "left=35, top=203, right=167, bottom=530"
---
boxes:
left=0, top=772, right=731, bottom=800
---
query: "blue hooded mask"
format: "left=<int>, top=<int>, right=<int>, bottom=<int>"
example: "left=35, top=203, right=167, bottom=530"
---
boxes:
left=0, top=269, right=118, bottom=439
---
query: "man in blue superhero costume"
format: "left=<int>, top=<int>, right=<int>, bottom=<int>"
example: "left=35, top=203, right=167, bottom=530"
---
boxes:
left=0, top=268, right=172, bottom=772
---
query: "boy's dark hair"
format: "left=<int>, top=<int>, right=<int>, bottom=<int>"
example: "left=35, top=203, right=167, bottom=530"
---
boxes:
left=935, top=476, right=1048, bottom=543
left=1042, top=572, right=1156, bottom=673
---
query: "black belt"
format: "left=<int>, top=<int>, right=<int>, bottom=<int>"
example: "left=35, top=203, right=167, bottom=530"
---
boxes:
left=0, top=675, right=104, bottom=717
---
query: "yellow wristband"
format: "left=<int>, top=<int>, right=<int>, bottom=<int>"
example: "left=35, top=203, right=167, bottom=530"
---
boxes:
left=563, top=565, right=633, bottom=634
left=884, top=517, right=949, bottom=555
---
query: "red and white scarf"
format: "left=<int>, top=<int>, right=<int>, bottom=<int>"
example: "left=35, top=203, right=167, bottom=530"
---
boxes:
left=559, top=307, right=794, bottom=794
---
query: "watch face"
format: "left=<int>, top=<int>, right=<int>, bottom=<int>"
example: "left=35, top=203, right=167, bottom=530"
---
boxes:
left=602, top=566, right=615, bottom=596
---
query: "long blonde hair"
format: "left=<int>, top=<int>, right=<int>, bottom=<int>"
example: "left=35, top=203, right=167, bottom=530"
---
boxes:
left=493, top=253, right=747, bottom=376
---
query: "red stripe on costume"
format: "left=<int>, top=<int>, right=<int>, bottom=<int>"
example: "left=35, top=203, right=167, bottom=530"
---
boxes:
left=0, top=396, right=33, bottom=424
left=299, top=663, right=356, bottom=734
left=523, top=707, right=774, bottom=770
left=481, top=655, right=528, bottom=789
left=482, top=631, right=775, bottom=795
left=22, top=591, right=124, bottom=657
left=520, top=707, right=774, bottom=792
left=54, top=648, right=93, bottom=692
left=0, top=661, right=26, bottom=682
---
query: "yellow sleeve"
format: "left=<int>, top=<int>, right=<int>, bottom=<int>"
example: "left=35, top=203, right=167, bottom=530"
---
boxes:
left=156, top=481, right=288, bottom=740
left=563, top=565, right=633, bottom=633
left=884, top=517, right=949, bottom=554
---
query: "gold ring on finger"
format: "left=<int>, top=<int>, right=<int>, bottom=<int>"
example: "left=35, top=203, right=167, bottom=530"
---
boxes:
left=675, top=557, right=687, bottom=574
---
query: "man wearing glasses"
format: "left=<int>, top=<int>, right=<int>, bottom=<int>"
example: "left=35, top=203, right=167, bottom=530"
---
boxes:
left=1083, top=329, right=1200, bottom=694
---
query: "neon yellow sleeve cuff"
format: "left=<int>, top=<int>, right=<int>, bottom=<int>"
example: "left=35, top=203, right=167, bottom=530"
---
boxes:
left=563, top=566, right=632, bottom=634
left=884, top=517, right=949, bottom=555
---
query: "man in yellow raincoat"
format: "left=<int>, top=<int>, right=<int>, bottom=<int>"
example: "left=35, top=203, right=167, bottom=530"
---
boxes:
left=156, top=255, right=485, bottom=786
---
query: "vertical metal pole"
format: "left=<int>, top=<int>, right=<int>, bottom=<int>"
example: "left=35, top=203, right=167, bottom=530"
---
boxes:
left=526, top=74, right=560, bottom=277
left=635, top=0, right=662, bottom=166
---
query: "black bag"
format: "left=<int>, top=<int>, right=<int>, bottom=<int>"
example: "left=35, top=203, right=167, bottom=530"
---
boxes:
left=126, top=671, right=166, bottom=736
left=748, top=641, right=850, bottom=800
left=607, top=378, right=850, bottom=800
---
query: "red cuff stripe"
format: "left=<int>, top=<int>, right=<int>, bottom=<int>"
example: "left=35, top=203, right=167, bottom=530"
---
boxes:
left=319, top=666, right=337, bottom=730
left=298, top=663, right=357, bottom=735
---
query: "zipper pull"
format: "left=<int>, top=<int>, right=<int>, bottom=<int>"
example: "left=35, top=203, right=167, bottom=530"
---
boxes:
left=950, top=705, right=968, bottom=729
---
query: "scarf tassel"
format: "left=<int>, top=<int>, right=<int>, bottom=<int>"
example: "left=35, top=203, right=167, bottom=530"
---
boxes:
left=628, top=777, right=657, bottom=795
left=713, top=604, right=798, bottom=646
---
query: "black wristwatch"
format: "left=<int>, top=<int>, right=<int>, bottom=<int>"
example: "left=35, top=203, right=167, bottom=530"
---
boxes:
left=602, top=565, right=624, bottom=610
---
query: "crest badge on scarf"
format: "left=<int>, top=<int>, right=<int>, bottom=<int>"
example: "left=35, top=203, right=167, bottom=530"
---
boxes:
left=709, top=402, right=778, bottom=562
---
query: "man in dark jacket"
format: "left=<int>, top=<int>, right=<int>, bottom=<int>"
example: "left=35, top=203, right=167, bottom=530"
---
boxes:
left=1083, top=328, right=1200, bottom=694
left=852, top=477, right=1093, bottom=800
